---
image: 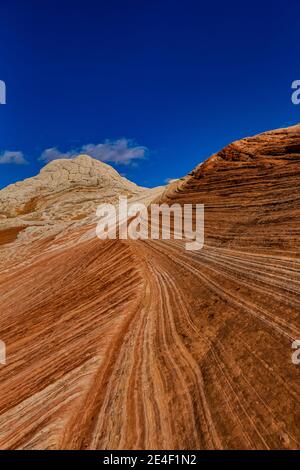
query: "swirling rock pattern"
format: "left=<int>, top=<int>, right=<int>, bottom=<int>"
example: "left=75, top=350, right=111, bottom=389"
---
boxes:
left=0, top=125, right=300, bottom=449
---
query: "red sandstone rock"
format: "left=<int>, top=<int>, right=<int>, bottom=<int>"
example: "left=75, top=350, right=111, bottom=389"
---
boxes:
left=0, top=125, right=300, bottom=449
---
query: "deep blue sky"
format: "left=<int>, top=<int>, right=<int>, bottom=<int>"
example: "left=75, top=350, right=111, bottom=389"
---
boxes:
left=0, top=0, right=300, bottom=189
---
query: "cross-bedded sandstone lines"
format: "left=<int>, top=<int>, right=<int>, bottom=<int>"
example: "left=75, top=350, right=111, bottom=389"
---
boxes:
left=0, top=125, right=300, bottom=449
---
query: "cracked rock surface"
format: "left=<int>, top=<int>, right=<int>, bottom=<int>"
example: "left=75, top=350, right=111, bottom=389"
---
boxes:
left=0, top=155, right=163, bottom=246
left=0, top=155, right=144, bottom=219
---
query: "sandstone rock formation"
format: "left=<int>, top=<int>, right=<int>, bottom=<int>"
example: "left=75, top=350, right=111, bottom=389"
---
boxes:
left=0, top=154, right=162, bottom=250
left=0, top=125, right=300, bottom=449
left=0, top=154, right=143, bottom=218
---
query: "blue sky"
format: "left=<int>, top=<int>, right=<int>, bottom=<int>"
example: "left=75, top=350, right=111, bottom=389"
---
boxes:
left=0, top=0, right=299, bottom=189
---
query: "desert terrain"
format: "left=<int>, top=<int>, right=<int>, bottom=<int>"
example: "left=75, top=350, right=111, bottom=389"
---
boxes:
left=0, top=124, right=300, bottom=449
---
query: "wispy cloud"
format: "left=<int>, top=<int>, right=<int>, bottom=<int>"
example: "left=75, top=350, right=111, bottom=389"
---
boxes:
left=164, top=177, right=179, bottom=184
left=0, top=151, right=28, bottom=165
left=39, top=148, right=71, bottom=162
left=39, top=139, right=148, bottom=165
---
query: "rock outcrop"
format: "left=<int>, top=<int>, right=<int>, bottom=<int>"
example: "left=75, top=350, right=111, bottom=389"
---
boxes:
left=0, top=125, right=300, bottom=449
left=0, top=154, right=162, bottom=248
left=0, top=154, right=144, bottom=219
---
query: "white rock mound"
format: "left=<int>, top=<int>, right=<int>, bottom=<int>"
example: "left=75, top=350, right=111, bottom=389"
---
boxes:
left=0, top=155, right=144, bottom=219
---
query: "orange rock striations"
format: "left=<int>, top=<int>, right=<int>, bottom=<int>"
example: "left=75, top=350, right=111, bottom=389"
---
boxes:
left=0, top=125, right=300, bottom=449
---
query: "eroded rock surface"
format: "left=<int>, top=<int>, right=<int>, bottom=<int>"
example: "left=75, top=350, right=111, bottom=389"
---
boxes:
left=0, top=154, right=161, bottom=248
left=0, top=154, right=144, bottom=218
left=0, top=125, right=300, bottom=449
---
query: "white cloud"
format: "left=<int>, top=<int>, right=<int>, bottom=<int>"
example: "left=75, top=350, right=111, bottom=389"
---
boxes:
left=0, top=151, right=28, bottom=165
left=39, top=147, right=72, bottom=162
left=39, top=139, right=148, bottom=165
left=164, top=177, right=179, bottom=184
